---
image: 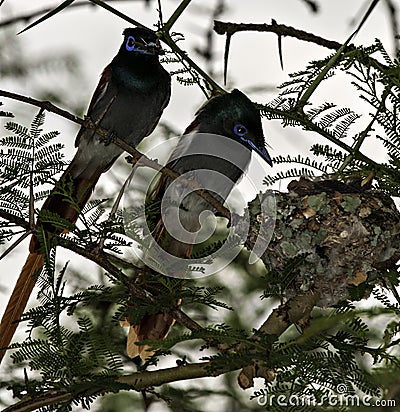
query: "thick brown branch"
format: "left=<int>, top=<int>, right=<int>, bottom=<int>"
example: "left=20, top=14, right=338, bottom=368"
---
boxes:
left=237, top=291, right=319, bottom=389
left=3, top=391, right=74, bottom=412
left=257, top=291, right=319, bottom=336
left=117, top=360, right=223, bottom=389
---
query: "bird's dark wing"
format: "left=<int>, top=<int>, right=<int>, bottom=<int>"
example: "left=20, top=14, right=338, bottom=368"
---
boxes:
left=143, top=71, right=171, bottom=138
left=74, top=64, right=112, bottom=147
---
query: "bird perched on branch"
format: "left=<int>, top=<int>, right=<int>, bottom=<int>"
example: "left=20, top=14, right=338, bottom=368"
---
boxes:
left=0, top=27, right=171, bottom=362
left=125, top=89, right=273, bottom=360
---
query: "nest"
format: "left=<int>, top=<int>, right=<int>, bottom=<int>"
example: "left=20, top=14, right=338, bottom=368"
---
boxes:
left=247, top=177, right=400, bottom=307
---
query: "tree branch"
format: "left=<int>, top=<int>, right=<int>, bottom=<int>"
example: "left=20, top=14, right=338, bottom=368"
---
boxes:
left=0, top=89, right=231, bottom=220
left=0, top=208, right=207, bottom=347
left=3, top=360, right=230, bottom=412
left=163, top=0, right=191, bottom=32
left=0, top=90, right=83, bottom=125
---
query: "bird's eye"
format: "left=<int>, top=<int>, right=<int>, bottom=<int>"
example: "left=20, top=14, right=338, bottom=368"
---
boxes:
left=233, top=124, right=248, bottom=137
left=126, top=36, right=136, bottom=51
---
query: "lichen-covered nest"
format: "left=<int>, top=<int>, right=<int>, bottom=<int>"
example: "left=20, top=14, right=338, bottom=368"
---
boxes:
left=247, top=178, right=400, bottom=307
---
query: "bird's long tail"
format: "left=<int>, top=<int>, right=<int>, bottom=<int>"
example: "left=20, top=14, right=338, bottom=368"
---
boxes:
left=0, top=252, right=44, bottom=361
left=0, top=157, right=108, bottom=363
left=125, top=219, right=192, bottom=361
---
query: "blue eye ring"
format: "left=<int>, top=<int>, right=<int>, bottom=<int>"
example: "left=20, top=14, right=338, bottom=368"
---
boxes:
left=233, top=124, right=248, bottom=137
left=126, top=36, right=136, bottom=52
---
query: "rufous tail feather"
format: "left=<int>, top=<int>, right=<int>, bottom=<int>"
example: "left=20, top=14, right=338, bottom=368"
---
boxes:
left=0, top=165, right=104, bottom=364
left=0, top=252, right=44, bottom=363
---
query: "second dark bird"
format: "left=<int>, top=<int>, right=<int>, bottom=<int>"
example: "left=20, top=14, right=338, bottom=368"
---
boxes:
left=126, top=89, right=273, bottom=360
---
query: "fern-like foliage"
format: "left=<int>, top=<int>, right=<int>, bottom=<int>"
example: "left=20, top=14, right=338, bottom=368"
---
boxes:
left=7, top=250, right=127, bottom=410
left=0, top=110, right=65, bottom=255
left=0, top=110, right=65, bottom=238
left=261, top=40, right=400, bottom=195
left=0, top=102, right=14, bottom=118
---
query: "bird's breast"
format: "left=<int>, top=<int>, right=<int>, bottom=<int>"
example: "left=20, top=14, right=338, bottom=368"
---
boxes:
left=113, top=64, right=160, bottom=93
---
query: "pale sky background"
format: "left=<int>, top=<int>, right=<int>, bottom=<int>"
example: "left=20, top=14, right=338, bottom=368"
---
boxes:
left=0, top=1, right=397, bottom=410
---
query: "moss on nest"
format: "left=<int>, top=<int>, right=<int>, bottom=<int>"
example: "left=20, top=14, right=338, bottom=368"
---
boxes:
left=246, top=178, right=400, bottom=307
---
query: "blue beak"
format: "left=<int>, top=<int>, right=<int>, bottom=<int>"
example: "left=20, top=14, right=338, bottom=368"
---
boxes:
left=241, top=137, right=273, bottom=166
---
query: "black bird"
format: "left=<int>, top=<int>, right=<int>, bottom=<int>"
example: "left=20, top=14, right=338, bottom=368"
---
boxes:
left=125, top=89, right=272, bottom=360
left=0, top=27, right=171, bottom=362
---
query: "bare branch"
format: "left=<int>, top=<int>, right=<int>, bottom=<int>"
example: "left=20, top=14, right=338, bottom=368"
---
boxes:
left=0, top=90, right=83, bottom=125
left=214, top=20, right=343, bottom=50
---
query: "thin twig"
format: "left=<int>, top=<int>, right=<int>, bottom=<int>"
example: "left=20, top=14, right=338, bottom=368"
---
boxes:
left=216, top=1, right=380, bottom=107
left=157, top=0, right=163, bottom=28
left=160, top=31, right=224, bottom=94
left=163, top=0, right=191, bottom=32
left=338, top=88, right=389, bottom=173
left=62, top=239, right=209, bottom=337
left=0, top=208, right=206, bottom=338
left=87, top=0, right=145, bottom=29
left=384, top=0, right=400, bottom=54
left=0, top=230, right=32, bottom=261
left=124, top=144, right=230, bottom=219
left=263, top=104, right=382, bottom=169
left=0, top=90, right=84, bottom=125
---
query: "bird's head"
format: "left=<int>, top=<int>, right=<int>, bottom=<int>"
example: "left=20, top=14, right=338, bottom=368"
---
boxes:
left=120, top=27, right=163, bottom=57
left=195, top=89, right=272, bottom=166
